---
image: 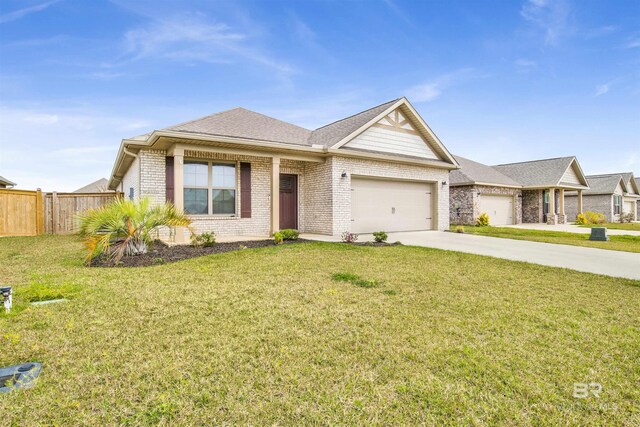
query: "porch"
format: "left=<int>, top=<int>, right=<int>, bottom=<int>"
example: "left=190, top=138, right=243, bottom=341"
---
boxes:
left=522, top=187, right=584, bottom=225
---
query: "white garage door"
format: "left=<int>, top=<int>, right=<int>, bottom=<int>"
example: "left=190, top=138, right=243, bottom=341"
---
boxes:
left=478, top=194, right=513, bottom=225
left=351, top=178, right=433, bottom=233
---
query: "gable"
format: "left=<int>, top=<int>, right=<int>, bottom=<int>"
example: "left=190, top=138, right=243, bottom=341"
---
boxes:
left=614, top=181, right=624, bottom=195
left=560, top=162, right=582, bottom=185
left=342, top=108, right=440, bottom=160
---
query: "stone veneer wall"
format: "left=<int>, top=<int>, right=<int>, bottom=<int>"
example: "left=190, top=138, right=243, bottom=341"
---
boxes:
left=449, top=185, right=522, bottom=225
left=331, top=156, right=450, bottom=234
left=522, top=189, right=542, bottom=223
left=449, top=186, right=475, bottom=225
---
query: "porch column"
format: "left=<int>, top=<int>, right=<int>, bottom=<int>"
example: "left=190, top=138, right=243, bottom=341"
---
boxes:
left=173, top=148, right=187, bottom=243
left=558, top=188, right=565, bottom=224
left=577, top=190, right=583, bottom=214
left=271, top=156, right=280, bottom=235
left=547, top=188, right=556, bottom=224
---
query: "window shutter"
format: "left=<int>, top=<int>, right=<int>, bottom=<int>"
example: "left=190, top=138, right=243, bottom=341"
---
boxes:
left=166, top=156, right=174, bottom=204
left=240, top=162, right=251, bottom=218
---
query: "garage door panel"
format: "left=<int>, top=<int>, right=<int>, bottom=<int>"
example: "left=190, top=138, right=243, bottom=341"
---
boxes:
left=351, top=178, right=433, bottom=233
left=478, top=195, right=513, bottom=225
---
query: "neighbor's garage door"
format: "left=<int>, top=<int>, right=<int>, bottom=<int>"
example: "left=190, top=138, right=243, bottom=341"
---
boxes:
left=351, top=177, right=433, bottom=233
left=478, top=194, right=513, bottom=225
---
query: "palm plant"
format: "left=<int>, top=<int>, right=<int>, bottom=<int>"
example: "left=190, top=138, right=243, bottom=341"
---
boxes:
left=79, top=197, right=191, bottom=263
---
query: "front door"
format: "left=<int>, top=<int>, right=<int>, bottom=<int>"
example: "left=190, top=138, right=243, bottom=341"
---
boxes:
left=279, top=174, right=298, bottom=230
left=542, top=190, right=559, bottom=222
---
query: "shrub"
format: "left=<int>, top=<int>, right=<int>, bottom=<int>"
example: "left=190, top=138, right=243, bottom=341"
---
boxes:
left=279, top=229, right=299, bottom=240
left=455, top=226, right=465, bottom=233
left=191, top=232, right=216, bottom=247
left=273, top=232, right=284, bottom=245
left=583, top=211, right=605, bottom=225
left=341, top=232, right=359, bottom=243
left=476, top=213, right=490, bottom=226
left=372, top=231, right=388, bottom=243
left=575, top=213, right=587, bottom=225
left=79, top=197, right=191, bottom=263
left=619, top=212, right=634, bottom=223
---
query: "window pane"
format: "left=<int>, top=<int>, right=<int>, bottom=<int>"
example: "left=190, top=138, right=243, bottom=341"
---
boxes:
left=184, top=162, right=208, bottom=187
left=184, top=188, right=208, bottom=214
left=213, top=189, right=235, bottom=214
left=213, top=164, right=235, bottom=188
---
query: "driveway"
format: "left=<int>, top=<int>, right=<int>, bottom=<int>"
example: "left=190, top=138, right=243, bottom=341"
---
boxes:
left=502, top=223, right=640, bottom=236
left=302, top=231, right=640, bottom=280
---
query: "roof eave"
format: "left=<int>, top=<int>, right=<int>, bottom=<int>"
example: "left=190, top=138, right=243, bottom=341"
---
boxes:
left=449, top=181, right=522, bottom=189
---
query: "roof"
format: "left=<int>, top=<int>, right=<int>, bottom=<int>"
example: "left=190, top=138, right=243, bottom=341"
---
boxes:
left=450, top=155, right=521, bottom=187
left=492, top=156, right=585, bottom=188
left=580, top=174, right=624, bottom=195
left=73, top=178, right=113, bottom=193
left=0, top=175, right=16, bottom=187
left=163, top=107, right=312, bottom=146
left=307, top=99, right=400, bottom=148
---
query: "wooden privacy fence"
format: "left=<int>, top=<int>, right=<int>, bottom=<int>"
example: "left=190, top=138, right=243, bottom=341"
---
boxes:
left=0, top=189, right=122, bottom=236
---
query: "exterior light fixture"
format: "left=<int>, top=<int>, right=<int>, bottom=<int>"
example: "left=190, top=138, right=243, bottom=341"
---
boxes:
left=1, top=287, right=12, bottom=314
left=341, top=172, right=348, bottom=178
left=442, top=181, right=447, bottom=185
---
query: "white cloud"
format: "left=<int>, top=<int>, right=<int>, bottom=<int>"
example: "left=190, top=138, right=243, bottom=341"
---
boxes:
left=625, top=38, right=640, bottom=49
left=520, top=0, right=571, bottom=45
left=406, top=68, right=477, bottom=103
left=120, top=14, right=294, bottom=77
left=595, top=84, right=610, bottom=96
left=0, top=0, right=61, bottom=24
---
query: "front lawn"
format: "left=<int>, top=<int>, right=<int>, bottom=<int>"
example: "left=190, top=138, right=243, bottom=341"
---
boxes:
left=453, top=225, right=640, bottom=253
left=1, top=235, right=639, bottom=425
left=578, top=222, right=640, bottom=232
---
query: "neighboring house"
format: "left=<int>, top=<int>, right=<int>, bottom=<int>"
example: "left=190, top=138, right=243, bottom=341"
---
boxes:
left=450, top=156, right=589, bottom=225
left=566, top=173, right=639, bottom=222
left=108, top=97, right=459, bottom=241
left=73, top=178, right=113, bottom=193
left=0, top=176, right=16, bottom=189
left=637, top=178, right=640, bottom=219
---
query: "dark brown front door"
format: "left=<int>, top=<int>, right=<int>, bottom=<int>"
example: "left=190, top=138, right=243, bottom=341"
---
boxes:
left=279, top=174, right=298, bottom=230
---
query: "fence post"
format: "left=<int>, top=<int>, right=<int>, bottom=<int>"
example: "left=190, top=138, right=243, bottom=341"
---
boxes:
left=51, top=191, right=58, bottom=235
left=35, top=188, right=44, bottom=235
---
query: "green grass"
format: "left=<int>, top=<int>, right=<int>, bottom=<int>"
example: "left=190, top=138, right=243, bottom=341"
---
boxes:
left=454, top=225, right=640, bottom=253
left=1, top=235, right=639, bottom=425
left=578, top=222, right=640, bottom=232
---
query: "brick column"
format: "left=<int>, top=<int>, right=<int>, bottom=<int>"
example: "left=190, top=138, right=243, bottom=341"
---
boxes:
left=173, top=147, right=187, bottom=243
left=271, top=156, right=280, bottom=235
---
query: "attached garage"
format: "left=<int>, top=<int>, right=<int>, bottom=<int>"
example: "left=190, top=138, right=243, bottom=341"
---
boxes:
left=478, top=194, right=514, bottom=225
left=624, top=200, right=636, bottom=218
left=351, top=177, right=433, bottom=233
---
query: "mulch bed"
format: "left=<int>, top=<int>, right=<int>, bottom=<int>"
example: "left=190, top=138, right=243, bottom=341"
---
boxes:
left=90, top=239, right=308, bottom=268
left=89, top=239, right=401, bottom=268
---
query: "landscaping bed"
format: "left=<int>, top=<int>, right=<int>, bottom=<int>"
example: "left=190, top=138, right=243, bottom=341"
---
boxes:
left=90, top=239, right=309, bottom=267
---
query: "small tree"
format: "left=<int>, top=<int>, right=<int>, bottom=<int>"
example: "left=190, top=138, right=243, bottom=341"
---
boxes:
left=79, top=197, right=191, bottom=263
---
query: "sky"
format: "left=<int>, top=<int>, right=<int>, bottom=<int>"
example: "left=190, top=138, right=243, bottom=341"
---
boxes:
left=0, top=0, right=638, bottom=191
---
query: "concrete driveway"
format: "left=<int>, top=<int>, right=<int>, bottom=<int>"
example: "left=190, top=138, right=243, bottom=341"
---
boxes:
left=502, top=223, right=640, bottom=236
left=347, top=231, right=640, bottom=280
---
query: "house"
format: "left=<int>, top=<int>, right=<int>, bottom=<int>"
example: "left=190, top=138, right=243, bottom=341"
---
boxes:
left=0, top=176, right=16, bottom=189
left=566, top=173, right=639, bottom=222
left=637, top=178, right=640, bottom=219
left=73, top=178, right=113, bottom=193
left=450, top=156, right=589, bottom=225
left=108, top=97, right=459, bottom=241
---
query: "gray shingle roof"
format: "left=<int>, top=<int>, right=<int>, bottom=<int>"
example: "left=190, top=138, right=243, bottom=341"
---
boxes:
left=307, top=99, right=399, bottom=148
left=74, top=178, right=113, bottom=193
left=165, top=107, right=312, bottom=146
left=450, top=155, right=520, bottom=187
left=582, top=173, right=625, bottom=195
left=492, top=157, right=577, bottom=187
left=0, top=175, right=16, bottom=186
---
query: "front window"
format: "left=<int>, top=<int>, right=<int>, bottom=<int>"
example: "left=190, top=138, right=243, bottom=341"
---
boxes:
left=184, top=161, right=236, bottom=215
left=614, top=195, right=621, bottom=215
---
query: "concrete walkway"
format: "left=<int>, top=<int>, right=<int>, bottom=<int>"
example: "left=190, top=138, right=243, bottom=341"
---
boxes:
left=301, top=231, right=640, bottom=280
left=502, top=223, right=640, bottom=236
